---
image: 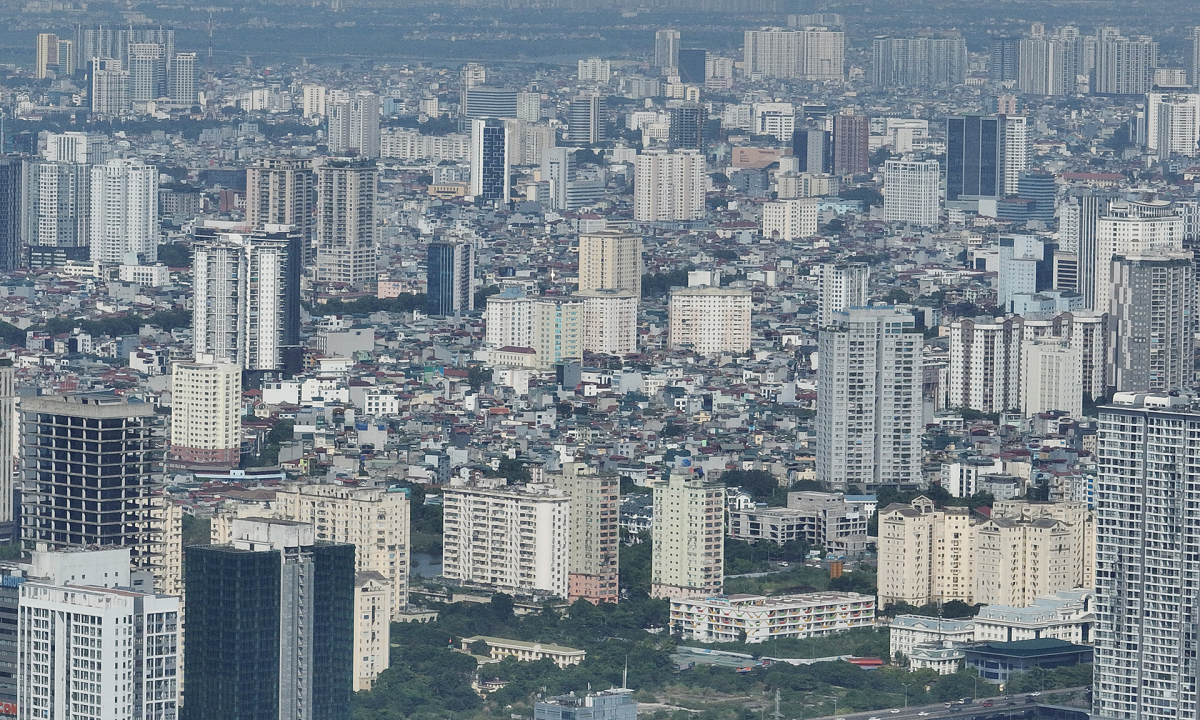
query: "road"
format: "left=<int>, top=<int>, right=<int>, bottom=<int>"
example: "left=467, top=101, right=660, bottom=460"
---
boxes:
left=810, top=688, right=1089, bottom=720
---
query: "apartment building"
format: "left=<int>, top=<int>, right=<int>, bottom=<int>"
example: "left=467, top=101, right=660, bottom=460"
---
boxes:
left=671, top=592, right=874, bottom=643
left=168, top=357, right=241, bottom=471
left=442, top=481, right=569, bottom=598
left=650, top=471, right=725, bottom=599
left=553, top=463, right=620, bottom=604
left=667, top=287, right=752, bottom=355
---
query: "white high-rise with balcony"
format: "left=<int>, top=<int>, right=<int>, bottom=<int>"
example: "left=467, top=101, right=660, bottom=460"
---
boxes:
left=634, top=149, right=705, bottom=221
left=668, top=287, right=751, bottom=354
left=816, top=262, right=869, bottom=326
left=89, top=158, right=157, bottom=263
left=762, top=198, right=818, bottom=240
left=883, top=159, right=939, bottom=226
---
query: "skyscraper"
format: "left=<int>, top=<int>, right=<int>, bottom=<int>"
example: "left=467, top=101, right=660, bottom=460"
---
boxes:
left=566, top=93, right=605, bottom=145
left=183, top=518, right=354, bottom=720
left=1062, top=188, right=1111, bottom=308
left=315, top=157, right=377, bottom=286
left=792, top=128, right=833, bottom=173
left=169, top=358, right=242, bottom=471
left=327, top=91, right=381, bottom=158
left=20, top=394, right=166, bottom=577
left=470, top=118, right=510, bottom=203
left=1146, top=92, right=1200, bottom=159
left=668, top=287, right=752, bottom=354
left=832, top=114, right=869, bottom=176
left=872, top=37, right=967, bottom=88
left=883, top=159, right=940, bottom=226
left=743, top=27, right=844, bottom=81
left=246, top=158, right=316, bottom=263
left=945, top=115, right=1028, bottom=201
left=668, top=102, right=705, bottom=150
left=1094, top=392, right=1200, bottom=720
left=1094, top=35, right=1158, bottom=95
left=35, top=33, right=60, bottom=79
left=1017, top=38, right=1073, bottom=96
left=990, top=37, right=1020, bottom=82
left=633, top=149, right=705, bottom=221
left=89, top=158, right=158, bottom=263
left=0, top=158, right=24, bottom=272
left=0, top=364, right=13, bottom=536
left=193, top=228, right=302, bottom=370
left=577, top=229, right=643, bottom=296
left=1192, top=27, right=1200, bottom=88
left=426, top=241, right=475, bottom=317
left=654, top=29, right=680, bottom=70
left=948, top=317, right=1023, bottom=414
left=650, top=471, right=724, bottom=599
left=1108, top=253, right=1193, bottom=393
left=677, top=48, right=706, bottom=84
left=817, top=308, right=922, bottom=492
left=553, top=462, right=620, bottom=604
left=126, top=42, right=166, bottom=102
left=460, top=86, right=519, bottom=120
left=169, top=51, right=196, bottom=106
left=91, top=58, right=130, bottom=117
left=24, top=160, right=91, bottom=263
left=816, top=262, right=869, bottom=327
left=1092, top=199, right=1183, bottom=316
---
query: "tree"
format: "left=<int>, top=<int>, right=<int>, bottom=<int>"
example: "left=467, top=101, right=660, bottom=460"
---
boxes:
left=467, top=365, right=490, bottom=391
left=490, top=592, right=515, bottom=616
left=469, top=639, right=491, bottom=656
left=885, top=288, right=911, bottom=304
left=491, top=457, right=531, bottom=484
left=157, top=243, right=191, bottom=268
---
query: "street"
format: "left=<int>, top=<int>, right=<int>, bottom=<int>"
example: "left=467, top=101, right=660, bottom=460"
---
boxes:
left=809, top=688, right=1090, bottom=720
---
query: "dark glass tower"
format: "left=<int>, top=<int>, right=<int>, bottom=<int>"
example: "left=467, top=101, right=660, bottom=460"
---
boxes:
left=183, top=519, right=354, bottom=720
left=946, top=115, right=1001, bottom=201
left=990, top=38, right=1019, bottom=81
left=472, top=118, right=509, bottom=202
left=426, top=241, right=475, bottom=317
left=678, top=48, right=706, bottom=84
left=668, top=103, right=706, bottom=150
left=792, top=129, right=832, bottom=173
left=0, top=157, right=23, bottom=271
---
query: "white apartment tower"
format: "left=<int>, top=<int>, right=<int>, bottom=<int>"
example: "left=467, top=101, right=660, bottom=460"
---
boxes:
left=634, top=149, right=705, bottom=222
left=817, top=262, right=869, bottom=327
left=24, top=161, right=92, bottom=253
left=1092, top=199, right=1183, bottom=317
left=169, top=358, right=241, bottom=471
left=272, top=484, right=411, bottom=617
left=743, top=28, right=844, bottom=80
left=654, top=29, right=680, bottom=70
left=441, top=482, right=569, bottom=598
left=315, top=157, right=378, bottom=286
left=1021, top=339, right=1083, bottom=417
left=650, top=471, right=725, bottom=599
left=1002, top=116, right=1031, bottom=196
left=883, top=159, right=940, bottom=227
left=761, top=198, right=818, bottom=240
left=327, top=91, right=381, bottom=158
left=1109, top=252, right=1193, bottom=393
left=89, top=158, right=158, bottom=263
left=18, top=583, right=180, bottom=720
left=948, top=317, right=1023, bottom=414
left=668, top=287, right=752, bottom=354
left=0, top=365, right=13, bottom=529
left=1146, top=92, right=1200, bottom=159
left=817, top=307, right=922, bottom=492
left=577, top=290, right=639, bottom=357
left=246, top=158, right=315, bottom=260
left=1094, top=393, right=1200, bottom=720
left=578, top=229, right=643, bottom=295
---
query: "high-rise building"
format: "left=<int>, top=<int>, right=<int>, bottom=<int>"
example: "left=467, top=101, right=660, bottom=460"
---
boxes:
left=302, top=85, right=326, bottom=117
left=0, top=364, right=13, bottom=535
left=35, top=33, right=64, bottom=79
left=990, top=37, right=1020, bottom=82
left=42, top=131, right=109, bottom=163
left=577, top=57, right=611, bottom=84
left=270, top=484, right=410, bottom=617
left=0, top=158, right=24, bottom=272
left=328, top=92, right=381, bottom=159
left=1017, top=38, right=1076, bottom=96
left=91, top=58, right=130, bottom=117
left=948, top=317, right=1023, bottom=413
left=470, top=118, right=510, bottom=203
left=633, top=149, right=705, bottom=222
left=19, top=580, right=180, bottom=720
left=1092, top=199, right=1183, bottom=317
left=1015, top=171, right=1057, bottom=225
left=566, top=93, right=605, bottom=145
left=426, top=241, right=474, bottom=317
left=460, top=86, right=519, bottom=120
left=1094, top=392, right=1200, bottom=720
left=792, top=128, right=833, bottom=174
left=1146, top=92, right=1200, bottom=159
left=1109, top=252, right=1193, bottom=393
left=578, top=229, right=642, bottom=296
left=1094, top=36, right=1158, bottom=95
left=654, top=29, right=680, bottom=70
left=169, top=358, right=241, bottom=471
left=817, top=307, right=922, bottom=492
left=183, top=518, right=354, bottom=720
left=246, top=158, right=316, bottom=263
left=743, top=27, right=844, bottom=80
left=533, top=298, right=584, bottom=366
left=872, top=37, right=967, bottom=88
left=668, top=287, right=752, bottom=355
left=461, top=62, right=486, bottom=89
left=169, top=51, right=196, bottom=106
left=1193, top=27, right=1200, bottom=88
left=126, top=42, right=166, bottom=102
left=89, top=158, right=158, bottom=264
left=23, top=160, right=91, bottom=263
left=997, top=235, right=1050, bottom=311
left=576, top=290, right=638, bottom=357
left=315, top=157, right=377, bottom=286
left=536, top=689, right=636, bottom=720
left=945, top=114, right=1028, bottom=201
left=553, top=463, right=619, bottom=604
left=20, top=394, right=167, bottom=580
left=832, top=114, right=869, bottom=176
left=762, top=197, right=818, bottom=240
left=1021, top=339, right=1083, bottom=417
left=1061, top=188, right=1111, bottom=308
left=193, top=228, right=302, bottom=370
left=442, top=482, right=569, bottom=597
left=650, top=471, right=724, bottom=599
left=677, top=48, right=706, bottom=85
left=883, top=159, right=939, bottom=226
left=816, top=262, right=869, bottom=327
left=352, top=573, right=390, bottom=691
left=668, top=102, right=705, bottom=150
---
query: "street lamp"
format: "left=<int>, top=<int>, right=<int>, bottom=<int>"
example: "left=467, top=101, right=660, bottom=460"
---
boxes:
left=973, top=676, right=978, bottom=700
left=902, top=682, right=911, bottom=709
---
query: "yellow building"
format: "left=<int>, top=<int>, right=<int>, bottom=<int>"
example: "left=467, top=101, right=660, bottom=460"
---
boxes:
left=354, top=572, right=391, bottom=691
left=650, top=471, right=725, bottom=599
